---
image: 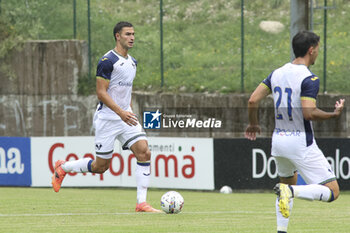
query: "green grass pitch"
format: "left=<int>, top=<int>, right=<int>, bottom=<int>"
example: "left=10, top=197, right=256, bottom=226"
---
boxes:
left=1, top=187, right=350, bottom=232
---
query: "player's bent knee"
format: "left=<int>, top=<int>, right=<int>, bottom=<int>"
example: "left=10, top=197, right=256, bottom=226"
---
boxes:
left=137, top=149, right=151, bottom=161
left=145, top=149, right=151, bottom=160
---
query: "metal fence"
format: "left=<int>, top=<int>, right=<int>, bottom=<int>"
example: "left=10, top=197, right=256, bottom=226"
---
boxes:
left=1, top=0, right=349, bottom=94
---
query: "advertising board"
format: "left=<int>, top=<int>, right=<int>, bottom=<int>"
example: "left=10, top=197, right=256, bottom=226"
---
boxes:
left=31, top=137, right=214, bottom=190
left=214, top=138, right=350, bottom=190
left=0, top=137, right=31, bottom=186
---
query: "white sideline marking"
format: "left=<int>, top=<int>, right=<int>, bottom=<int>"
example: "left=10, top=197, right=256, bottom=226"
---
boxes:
left=0, top=210, right=273, bottom=217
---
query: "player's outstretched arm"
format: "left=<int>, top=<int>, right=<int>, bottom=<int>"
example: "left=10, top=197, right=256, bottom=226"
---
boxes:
left=245, top=84, right=270, bottom=140
left=301, top=98, right=345, bottom=121
left=96, top=77, right=138, bottom=126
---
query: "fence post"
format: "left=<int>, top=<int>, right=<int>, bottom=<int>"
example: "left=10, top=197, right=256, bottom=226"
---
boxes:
left=290, top=0, right=309, bottom=61
left=323, top=0, right=327, bottom=93
left=160, top=0, right=164, bottom=88
left=87, top=0, right=92, bottom=79
left=73, top=0, right=77, bottom=39
left=240, top=0, right=244, bottom=92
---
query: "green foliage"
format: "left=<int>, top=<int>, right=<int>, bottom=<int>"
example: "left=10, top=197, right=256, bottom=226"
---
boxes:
left=77, top=74, right=96, bottom=96
left=0, top=1, right=46, bottom=50
left=0, top=0, right=45, bottom=77
left=1, top=0, right=350, bottom=94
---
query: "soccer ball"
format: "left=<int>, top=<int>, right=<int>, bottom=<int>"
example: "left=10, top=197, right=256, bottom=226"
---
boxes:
left=160, top=191, right=184, bottom=214
left=220, top=185, right=232, bottom=194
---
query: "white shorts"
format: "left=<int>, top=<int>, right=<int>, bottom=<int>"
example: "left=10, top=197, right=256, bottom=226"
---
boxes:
left=93, top=117, right=147, bottom=159
left=273, top=142, right=336, bottom=185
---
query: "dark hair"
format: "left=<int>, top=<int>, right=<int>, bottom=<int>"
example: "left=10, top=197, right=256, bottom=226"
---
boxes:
left=292, top=31, right=320, bottom=58
left=113, top=21, right=133, bottom=41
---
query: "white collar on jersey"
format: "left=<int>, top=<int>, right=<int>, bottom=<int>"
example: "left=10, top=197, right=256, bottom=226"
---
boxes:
left=113, top=49, right=128, bottom=59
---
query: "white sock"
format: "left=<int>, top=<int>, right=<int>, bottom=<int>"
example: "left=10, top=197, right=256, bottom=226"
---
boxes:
left=276, top=197, right=293, bottom=232
left=61, top=158, right=92, bottom=173
left=135, top=161, right=151, bottom=204
left=291, top=184, right=333, bottom=202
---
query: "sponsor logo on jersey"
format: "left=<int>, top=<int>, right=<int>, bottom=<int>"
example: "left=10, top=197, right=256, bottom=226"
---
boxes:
left=118, top=81, right=133, bottom=87
left=274, top=128, right=301, bottom=136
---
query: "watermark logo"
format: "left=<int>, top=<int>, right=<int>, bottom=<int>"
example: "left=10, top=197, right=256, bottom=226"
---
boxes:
left=143, top=109, right=162, bottom=129
left=143, top=108, right=223, bottom=130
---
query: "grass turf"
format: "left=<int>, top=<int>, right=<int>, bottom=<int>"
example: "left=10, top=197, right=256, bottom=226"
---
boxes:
left=0, top=187, right=350, bottom=232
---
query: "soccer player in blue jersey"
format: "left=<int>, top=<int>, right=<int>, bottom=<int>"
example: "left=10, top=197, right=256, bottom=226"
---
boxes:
left=245, top=31, right=345, bottom=232
left=52, top=21, right=161, bottom=213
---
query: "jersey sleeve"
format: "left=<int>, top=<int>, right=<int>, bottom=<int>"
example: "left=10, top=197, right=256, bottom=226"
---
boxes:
left=131, top=56, right=138, bottom=67
left=300, top=75, right=319, bottom=101
left=261, top=71, right=273, bottom=91
left=96, top=57, right=113, bottom=80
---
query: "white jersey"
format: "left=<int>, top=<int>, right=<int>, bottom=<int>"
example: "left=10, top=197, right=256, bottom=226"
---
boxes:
left=95, top=50, right=137, bottom=120
left=262, top=63, right=320, bottom=157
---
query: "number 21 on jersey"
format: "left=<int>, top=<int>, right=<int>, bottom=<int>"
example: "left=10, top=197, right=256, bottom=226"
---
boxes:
left=274, top=86, right=293, bottom=121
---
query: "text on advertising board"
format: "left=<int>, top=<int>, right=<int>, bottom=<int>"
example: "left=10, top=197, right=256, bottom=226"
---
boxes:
left=48, top=142, right=195, bottom=180
left=0, top=137, right=31, bottom=186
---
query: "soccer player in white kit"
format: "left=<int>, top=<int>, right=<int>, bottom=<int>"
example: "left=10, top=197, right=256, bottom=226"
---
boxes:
left=245, top=31, right=345, bottom=232
left=52, top=21, right=161, bottom=213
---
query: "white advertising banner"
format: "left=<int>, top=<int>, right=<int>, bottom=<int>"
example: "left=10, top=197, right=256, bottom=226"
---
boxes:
left=31, top=137, right=214, bottom=190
